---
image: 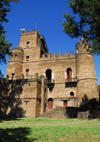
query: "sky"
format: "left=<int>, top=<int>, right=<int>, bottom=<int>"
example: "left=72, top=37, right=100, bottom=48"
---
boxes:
left=1, top=0, right=100, bottom=85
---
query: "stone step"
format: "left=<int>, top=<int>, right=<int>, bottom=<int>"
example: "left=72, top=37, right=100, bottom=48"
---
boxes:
left=40, top=106, right=79, bottom=118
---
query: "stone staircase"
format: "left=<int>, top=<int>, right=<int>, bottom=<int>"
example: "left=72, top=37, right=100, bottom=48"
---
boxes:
left=40, top=106, right=79, bottom=118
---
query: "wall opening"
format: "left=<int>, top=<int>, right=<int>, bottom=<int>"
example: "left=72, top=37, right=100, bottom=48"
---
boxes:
left=48, top=98, right=53, bottom=109
left=26, top=69, right=29, bottom=76
left=26, top=41, right=30, bottom=48
left=67, top=68, right=72, bottom=80
left=15, top=54, right=17, bottom=59
left=63, top=100, right=68, bottom=107
left=49, top=87, right=53, bottom=93
left=26, top=56, right=29, bottom=61
left=70, top=92, right=74, bottom=97
left=20, top=87, right=23, bottom=95
left=46, top=69, right=52, bottom=80
left=12, top=73, right=15, bottom=80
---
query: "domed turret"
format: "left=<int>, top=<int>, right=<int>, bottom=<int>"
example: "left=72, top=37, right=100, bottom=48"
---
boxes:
left=13, top=46, right=23, bottom=51
left=6, top=46, right=24, bottom=79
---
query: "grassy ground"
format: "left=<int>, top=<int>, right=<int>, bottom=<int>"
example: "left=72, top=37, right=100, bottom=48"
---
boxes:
left=0, top=117, right=100, bottom=142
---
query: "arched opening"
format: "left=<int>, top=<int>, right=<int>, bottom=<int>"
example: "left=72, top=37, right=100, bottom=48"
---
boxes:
left=26, top=69, right=29, bottom=76
left=70, top=92, right=74, bottom=97
left=49, top=87, right=53, bottom=93
left=48, top=98, right=53, bottom=109
left=15, top=54, right=17, bottom=59
left=26, top=56, right=29, bottom=61
left=12, top=73, right=15, bottom=80
left=67, top=68, right=72, bottom=80
left=26, top=41, right=30, bottom=48
left=46, top=69, right=52, bottom=80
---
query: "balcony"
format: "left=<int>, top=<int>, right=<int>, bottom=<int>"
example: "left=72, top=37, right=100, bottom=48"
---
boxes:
left=45, top=79, right=55, bottom=84
left=65, top=78, right=77, bottom=83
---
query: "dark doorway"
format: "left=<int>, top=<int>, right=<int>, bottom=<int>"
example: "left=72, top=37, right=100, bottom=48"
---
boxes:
left=48, top=98, right=53, bottom=109
left=46, top=69, right=52, bottom=80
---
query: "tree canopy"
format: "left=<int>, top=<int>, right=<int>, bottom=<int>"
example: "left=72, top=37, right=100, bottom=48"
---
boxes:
left=62, top=0, right=100, bottom=54
left=0, top=0, right=19, bottom=76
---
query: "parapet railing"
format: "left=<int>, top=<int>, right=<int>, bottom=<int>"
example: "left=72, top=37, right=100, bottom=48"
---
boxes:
left=65, top=78, right=77, bottom=83
left=44, top=79, right=55, bottom=84
left=6, top=75, right=41, bottom=80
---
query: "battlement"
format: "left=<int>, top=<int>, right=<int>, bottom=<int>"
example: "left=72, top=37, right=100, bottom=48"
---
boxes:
left=21, top=29, right=40, bottom=36
left=40, top=51, right=76, bottom=60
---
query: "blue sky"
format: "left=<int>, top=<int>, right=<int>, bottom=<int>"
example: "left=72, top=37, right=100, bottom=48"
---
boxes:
left=1, top=0, right=100, bottom=85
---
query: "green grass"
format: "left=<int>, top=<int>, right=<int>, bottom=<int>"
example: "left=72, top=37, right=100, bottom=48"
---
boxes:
left=0, top=118, right=100, bottom=142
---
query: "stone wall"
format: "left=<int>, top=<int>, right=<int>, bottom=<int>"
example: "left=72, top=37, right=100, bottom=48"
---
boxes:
left=0, top=76, right=43, bottom=118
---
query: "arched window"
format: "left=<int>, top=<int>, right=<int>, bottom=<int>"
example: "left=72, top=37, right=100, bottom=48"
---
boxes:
left=26, top=41, right=30, bottom=48
left=67, top=68, right=72, bottom=80
left=26, top=56, right=29, bottom=61
left=46, top=69, right=52, bottom=80
left=48, top=98, right=53, bottom=109
left=70, top=92, right=74, bottom=97
left=26, top=69, right=29, bottom=76
left=15, top=54, right=17, bottom=59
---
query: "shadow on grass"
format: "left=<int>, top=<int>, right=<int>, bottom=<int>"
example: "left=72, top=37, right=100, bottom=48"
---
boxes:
left=0, top=116, right=23, bottom=122
left=0, top=127, right=38, bottom=142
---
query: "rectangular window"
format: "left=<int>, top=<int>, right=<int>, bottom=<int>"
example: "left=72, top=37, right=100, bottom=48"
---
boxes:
left=63, top=100, right=67, bottom=107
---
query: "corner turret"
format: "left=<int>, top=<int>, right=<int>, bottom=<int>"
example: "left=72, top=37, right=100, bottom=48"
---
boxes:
left=76, top=38, right=98, bottom=104
left=6, top=46, right=24, bottom=79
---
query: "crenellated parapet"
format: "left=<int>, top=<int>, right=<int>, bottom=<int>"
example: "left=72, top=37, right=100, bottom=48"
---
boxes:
left=21, top=28, right=40, bottom=36
left=40, top=51, right=76, bottom=60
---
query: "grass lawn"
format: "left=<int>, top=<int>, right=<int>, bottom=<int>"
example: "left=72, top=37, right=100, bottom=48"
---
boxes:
left=0, top=117, right=100, bottom=142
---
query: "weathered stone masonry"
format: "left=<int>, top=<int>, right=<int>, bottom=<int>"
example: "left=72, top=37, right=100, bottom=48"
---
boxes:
left=0, top=29, right=99, bottom=117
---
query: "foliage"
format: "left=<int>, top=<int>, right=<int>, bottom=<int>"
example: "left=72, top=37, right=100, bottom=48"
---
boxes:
left=62, top=0, right=100, bottom=54
left=0, top=0, right=20, bottom=76
left=0, top=118, right=100, bottom=141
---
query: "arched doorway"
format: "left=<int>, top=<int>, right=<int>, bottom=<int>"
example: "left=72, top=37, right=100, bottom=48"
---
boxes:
left=48, top=98, right=53, bottom=109
left=46, top=69, right=52, bottom=80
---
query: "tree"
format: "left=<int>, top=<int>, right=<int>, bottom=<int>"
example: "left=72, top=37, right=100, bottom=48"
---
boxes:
left=62, top=0, right=100, bottom=54
left=0, top=0, right=20, bottom=77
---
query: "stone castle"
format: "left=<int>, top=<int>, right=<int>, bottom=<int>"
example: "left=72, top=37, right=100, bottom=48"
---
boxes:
left=0, top=29, right=99, bottom=117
